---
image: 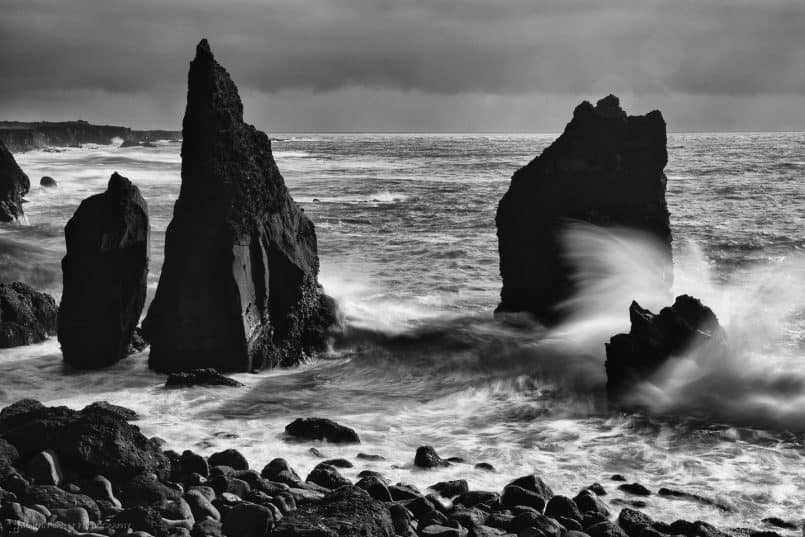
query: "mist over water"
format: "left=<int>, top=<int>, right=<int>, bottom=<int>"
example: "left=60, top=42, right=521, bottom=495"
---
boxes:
left=0, top=133, right=803, bottom=525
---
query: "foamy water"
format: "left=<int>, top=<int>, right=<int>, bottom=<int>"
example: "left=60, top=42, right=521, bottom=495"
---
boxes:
left=0, top=133, right=803, bottom=528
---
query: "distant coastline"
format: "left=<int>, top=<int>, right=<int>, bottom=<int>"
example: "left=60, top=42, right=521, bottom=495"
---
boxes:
left=0, top=120, right=181, bottom=152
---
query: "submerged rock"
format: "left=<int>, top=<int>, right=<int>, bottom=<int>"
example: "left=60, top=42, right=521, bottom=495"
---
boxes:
left=0, top=139, right=30, bottom=222
left=165, top=369, right=244, bottom=388
left=143, top=39, right=337, bottom=373
left=495, top=95, right=671, bottom=323
left=605, top=294, right=726, bottom=400
left=58, top=172, right=150, bottom=369
left=40, top=176, right=57, bottom=188
left=0, top=281, right=57, bottom=347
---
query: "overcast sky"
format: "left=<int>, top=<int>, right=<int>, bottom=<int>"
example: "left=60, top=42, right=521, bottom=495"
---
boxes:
left=1, top=0, right=804, bottom=132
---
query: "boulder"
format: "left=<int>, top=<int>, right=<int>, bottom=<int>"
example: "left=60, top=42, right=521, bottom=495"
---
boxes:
left=495, top=95, right=671, bottom=323
left=355, top=476, right=392, bottom=502
left=605, top=294, right=726, bottom=400
left=23, top=485, right=100, bottom=521
left=165, top=369, right=244, bottom=388
left=430, top=480, right=469, bottom=498
left=285, top=418, right=360, bottom=444
left=414, top=446, right=448, bottom=469
left=0, top=282, right=57, bottom=347
left=271, top=486, right=393, bottom=536
left=222, top=502, right=275, bottom=537
left=306, top=463, right=351, bottom=490
left=58, top=172, right=149, bottom=369
left=40, top=176, right=57, bottom=188
left=207, top=449, right=248, bottom=471
left=142, top=39, right=337, bottom=373
left=25, top=450, right=63, bottom=486
left=261, top=458, right=302, bottom=487
left=0, top=399, right=170, bottom=484
left=0, top=139, right=30, bottom=222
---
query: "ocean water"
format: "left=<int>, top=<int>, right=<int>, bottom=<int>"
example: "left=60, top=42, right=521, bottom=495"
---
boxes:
left=0, top=133, right=804, bottom=528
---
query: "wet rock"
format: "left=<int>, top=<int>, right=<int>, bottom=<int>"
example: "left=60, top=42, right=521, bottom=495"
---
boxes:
left=605, top=295, right=726, bottom=400
left=449, top=507, right=488, bottom=528
left=0, top=282, right=58, bottom=347
left=618, top=508, right=654, bottom=537
left=183, top=489, right=219, bottom=521
left=389, top=483, right=422, bottom=501
left=509, top=511, right=563, bottom=536
left=587, top=483, right=607, bottom=496
left=545, top=495, right=582, bottom=522
left=468, top=524, right=509, bottom=537
left=657, top=487, right=731, bottom=512
left=222, top=502, right=274, bottom=537
left=122, top=473, right=181, bottom=507
left=50, top=507, right=90, bottom=532
left=473, top=462, right=495, bottom=472
left=506, top=474, right=553, bottom=502
left=322, top=458, right=352, bottom=469
left=308, top=447, right=325, bottom=458
left=0, top=502, right=47, bottom=526
left=617, top=483, right=651, bottom=496
left=574, top=489, right=609, bottom=518
left=0, top=139, right=30, bottom=222
left=285, top=417, right=360, bottom=444
left=114, top=506, right=170, bottom=537
left=82, top=401, right=139, bottom=421
left=587, top=521, right=629, bottom=537
left=455, top=491, right=499, bottom=508
left=261, top=459, right=302, bottom=487
left=271, top=486, right=393, bottom=536
left=40, top=176, right=57, bottom=188
left=165, top=369, right=244, bottom=388
left=414, top=446, right=449, bottom=469
left=23, top=485, right=100, bottom=522
left=496, top=95, right=671, bottom=323
left=430, top=480, right=469, bottom=498
left=179, top=451, right=210, bottom=479
left=501, top=485, right=546, bottom=511
left=25, top=450, right=63, bottom=486
left=207, top=449, right=248, bottom=471
left=611, top=475, right=627, bottom=482
left=305, top=463, right=351, bottom=490
left=420, top=525, right=469, bottom=537
left=191, top=519, right=222, bottom=537
left=58, top=172, right=149, bottom=369
left=355, top=476, right=392, bottom=502
left=761, top=518, right=798, bottom=531
left=357, top=453, right=385, bottom=461
left=143, top=39, right=337, bottom=373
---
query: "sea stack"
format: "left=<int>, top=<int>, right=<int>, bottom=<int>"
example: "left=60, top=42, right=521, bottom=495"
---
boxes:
left=496, top=95, right=671, bottom=323
left=605, top=295, right=726, bottom=401
left=143, top=39, right=337, bottom=373
left=0, top=139, right=30, bottom=222
left=58, top=172, right=149, bottom=369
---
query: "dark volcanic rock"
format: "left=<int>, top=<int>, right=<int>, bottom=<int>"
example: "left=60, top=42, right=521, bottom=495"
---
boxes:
left=0, top=139, right=30, bottom=222
left=58, top=172, right=149, bottom=369
left=414, top=446, right=449, bottom=469
left=285, top=417, right=360, bottom=444
left=165, top=368, right=244, bottom=388
left=495, top=95, right=671, bottom=323
left=605, top=295, right=725, bottom=400
left=0, top=399, right=169, bottom=484
left=0, top=282, right=57, bottom=347
left=40, top=176, right=57, bottom=188
left=143, top=39, right=337, bottom=373
left=271, top=486, right=393, bottom=536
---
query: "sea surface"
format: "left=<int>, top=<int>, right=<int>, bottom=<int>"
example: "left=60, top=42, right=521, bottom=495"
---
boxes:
left=0, top=133, right=804, bottom=528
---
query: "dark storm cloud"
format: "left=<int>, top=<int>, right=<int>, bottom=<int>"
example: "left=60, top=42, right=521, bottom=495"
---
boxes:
left=1, top=0, right=803, bottom=97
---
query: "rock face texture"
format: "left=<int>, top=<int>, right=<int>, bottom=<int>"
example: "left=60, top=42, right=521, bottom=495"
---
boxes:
left=496, top=95, right=671, bottom=323
left=0, top=282, right=57, bottom=347
left=58, top=172, right=150, bottom=369
left=605, top=295, right=726, bottom=400
left=143, top=39, right=336, bottom=373
left=0, top=139, right=30, bottom=222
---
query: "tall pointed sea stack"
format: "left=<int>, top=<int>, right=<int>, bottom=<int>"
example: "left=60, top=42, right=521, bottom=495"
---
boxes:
left=496, top=95, right=672, bottom=323
left=0, top=139, right=30, bottom=222
left=143, top=40, right=337, bottom=373
left=58, top=172, right=149, bottom=369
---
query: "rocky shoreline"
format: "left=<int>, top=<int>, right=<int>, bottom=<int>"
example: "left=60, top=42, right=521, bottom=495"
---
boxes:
left=0, top=398, right=795, bottom=537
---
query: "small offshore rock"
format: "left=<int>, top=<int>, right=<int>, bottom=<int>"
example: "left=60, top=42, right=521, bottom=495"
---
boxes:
left=574, top=489, right=610, bottom=518
left=611, top=474, right=627, bottom=482
left=473, top=462, right=495, bottom=472
left=322, top=458, right=352, bottom=468
left=208, top=449, right=248, bottom=470
left=414, top=446, right=449, bottom=469
left=40, top=176, right=57, bottom=188
left=0, top=282, right=58, bottom=347
left=357, top=453, right=385, bottom=461
left=0, top=138, right=30, bottom=221
left=430, top=479, right=469, bottom=498
left=618, top=483, right=651, bottom=496
left=165, top=369, right=244, bottom=388
left=285, top=417, right=360, bottom=444
left=618, top=508, right=654, bottom=537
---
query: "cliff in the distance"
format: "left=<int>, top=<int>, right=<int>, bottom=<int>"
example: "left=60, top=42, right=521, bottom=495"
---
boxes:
left=143, top=39, right=337, bottom=373
left=0, top=121, right=180, bottom=152
left=496, top=95, right=672, bottom=323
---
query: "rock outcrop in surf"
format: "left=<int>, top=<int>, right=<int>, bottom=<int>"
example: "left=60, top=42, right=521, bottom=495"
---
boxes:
left=143, top=39, right=337, bottom=373
left=0, top=282, right=57, bottom=347
left=58, top=172, right=150, bottom=369
left=0, top=139, right=30, bottom=222
left=496, top=95, right=672, bottom=323
left=605, top=295, right=726, bottom=401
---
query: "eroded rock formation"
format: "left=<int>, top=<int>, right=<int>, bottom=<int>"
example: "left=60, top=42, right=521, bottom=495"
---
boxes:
left=0, top=139, right=30, bottom=222
left=605, top=295, right=726, bottom=400
left=143, top=39, right=337, bottom=373
left=496, top=95, right=671, bottom=323
left=58, top=172, right=149, bottom=369
left=0, top=282, right=57, bottom=347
